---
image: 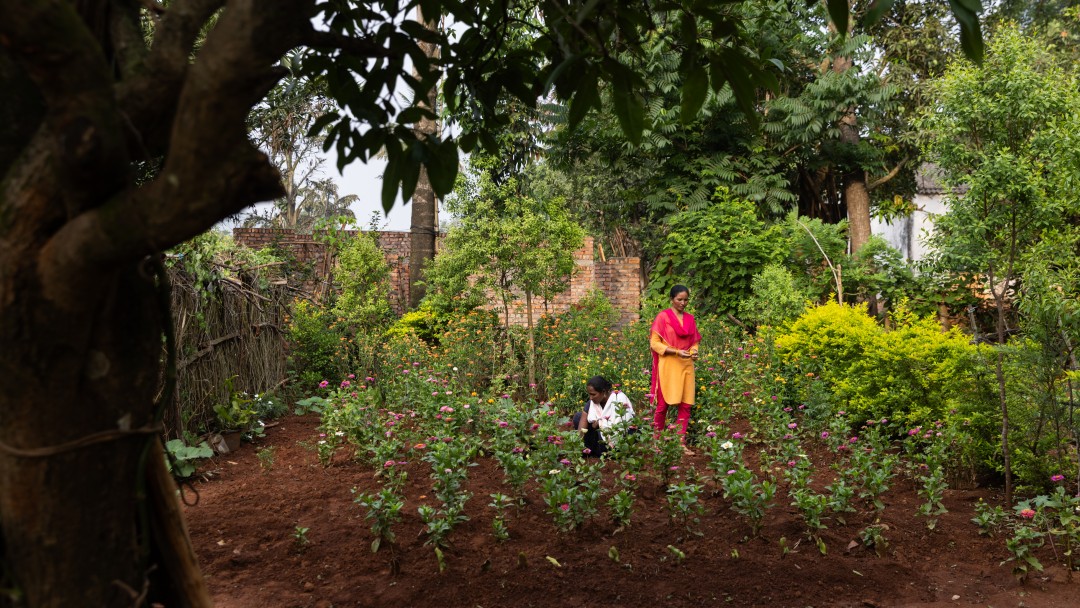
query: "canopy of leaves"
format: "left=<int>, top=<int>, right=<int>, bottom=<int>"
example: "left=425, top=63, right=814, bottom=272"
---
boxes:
left=917, top=25, right=1080, bottom=280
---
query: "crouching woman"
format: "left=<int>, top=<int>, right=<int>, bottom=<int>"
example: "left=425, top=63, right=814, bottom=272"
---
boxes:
left=573, top=376, right=635, bottom=457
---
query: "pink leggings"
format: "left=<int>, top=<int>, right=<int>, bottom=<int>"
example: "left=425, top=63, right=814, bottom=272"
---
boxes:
left=653, top=402, right=692, bottom=435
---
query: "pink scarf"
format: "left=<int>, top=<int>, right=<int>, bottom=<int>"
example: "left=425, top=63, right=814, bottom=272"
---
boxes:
left=649, top=308, right=701, bottom=408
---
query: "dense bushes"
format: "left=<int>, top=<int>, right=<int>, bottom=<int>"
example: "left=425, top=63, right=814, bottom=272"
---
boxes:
left=775, top=302, right=985, bottom=428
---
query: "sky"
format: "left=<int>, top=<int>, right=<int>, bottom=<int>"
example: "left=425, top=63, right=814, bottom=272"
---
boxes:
left=223, top=151, right=423, bottom=233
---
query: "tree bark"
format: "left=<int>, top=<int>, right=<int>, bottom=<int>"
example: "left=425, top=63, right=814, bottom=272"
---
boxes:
left=828, top=5, right=872, bottom=255
left=0, top=1, right=305, bottom=605
left=408, top=8, right=440, bottom=308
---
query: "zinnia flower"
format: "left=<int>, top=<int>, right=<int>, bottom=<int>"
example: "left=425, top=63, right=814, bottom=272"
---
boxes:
left=1052, top=474, right=1065, bottom=482
left=559, top=504, right=570, bottom=512
left=1020, top=508, right=1036, bottom=519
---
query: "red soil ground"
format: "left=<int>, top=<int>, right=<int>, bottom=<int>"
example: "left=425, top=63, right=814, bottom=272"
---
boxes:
left=184, top=414, right=1078, bottom=607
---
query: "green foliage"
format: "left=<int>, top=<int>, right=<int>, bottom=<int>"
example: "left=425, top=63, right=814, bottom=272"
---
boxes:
left=164, top=439, right=213, bottom=479
left=919, top=26, right=1079, bottom=288
left=331, top=232, right=393, bottom=333
left=649, top=190, right=786, bottom=316
left=286, top=299, right=345, bottom=390
left=429, top=156, right=586, bottom=322
left=738, top=264, right=809, bottom=328
left=775, top=301, right=986, bottom=429
left=168, top=231, right=284, bottom=304
left=212, top=385, right=259, bottom=432
left=386, top=302, right=440, bottom=343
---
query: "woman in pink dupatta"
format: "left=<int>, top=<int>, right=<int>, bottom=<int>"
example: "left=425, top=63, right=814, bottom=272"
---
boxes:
left=649, top=285, right=701, bottom=452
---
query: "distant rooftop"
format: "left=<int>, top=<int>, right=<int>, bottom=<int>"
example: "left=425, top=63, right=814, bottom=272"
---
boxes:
left=916, top=164, right=968, bottom=195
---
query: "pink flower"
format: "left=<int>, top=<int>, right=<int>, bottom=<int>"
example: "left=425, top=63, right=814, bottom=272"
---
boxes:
left=582, top=448, right=592, bottom=455
left=1020, top=508, right=1036, bottom=519
left=669, top=465, right=679, bottom=471
left=560, top=458, right=571, bottom=466
left=1051, top=474, right=1065, bottom=482
left=319, top=380, right=329, bottom=388
left=340, top=380, right=351, bottom=388
left=624, top=473, right=636, bottom=481
left=787, top=422, right=798, bottom=429
left=383, top=460, right=395, bottom=468
left=849, top=436, right=858, bottom=443
left=347, top=373, right=355, bottom=379
left=820, top=431, right=829, bottom=439
left=732, top=432, right=743, bottom=439
left=726, top=469, right=736, bottom=475
left=559, top=503, right=570, bottom=512
left=705, top=431, right=717, bottom=438
left=787, top=460, right=797, bottom=467
left=498, top=421, right=510, bottom=428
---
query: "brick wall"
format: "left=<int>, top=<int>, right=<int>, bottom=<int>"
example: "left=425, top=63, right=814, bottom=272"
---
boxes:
left=233, top=229, right=641, bottom=324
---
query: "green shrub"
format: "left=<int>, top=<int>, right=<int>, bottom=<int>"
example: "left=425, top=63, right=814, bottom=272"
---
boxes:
left=331, top=232, right=393, bottom=332
left=648, top=189, right=786, bottom=317
left=775, top=301, right=986, bottom=429
left=286, top=299, right=345, bottom=390
left=738, top=264, right=809, bottom=328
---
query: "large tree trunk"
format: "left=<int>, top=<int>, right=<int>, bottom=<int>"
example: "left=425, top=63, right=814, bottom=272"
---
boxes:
left=831, top=52, right=872, bottom=254
left=0, top=1, right=305, bottom=604
left=839, top=113, right=872, bottom=253
left=408, top=8, right=440, bottom=308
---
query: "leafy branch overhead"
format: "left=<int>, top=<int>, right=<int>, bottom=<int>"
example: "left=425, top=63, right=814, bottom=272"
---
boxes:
left=297, top=0, right=984, bottom=214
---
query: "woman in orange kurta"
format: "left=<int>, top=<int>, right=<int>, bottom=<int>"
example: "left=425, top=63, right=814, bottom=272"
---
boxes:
left=650, top=285, right=701, bottom=449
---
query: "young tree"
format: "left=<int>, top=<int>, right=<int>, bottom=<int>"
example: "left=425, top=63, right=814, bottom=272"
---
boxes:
left=427, top=156, right=584, bottom=386
left=918, top=26, right=1079, bottom=503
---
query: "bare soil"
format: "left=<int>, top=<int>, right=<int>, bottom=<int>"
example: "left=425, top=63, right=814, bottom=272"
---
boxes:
left=184, top=414, right=1078, bottom=607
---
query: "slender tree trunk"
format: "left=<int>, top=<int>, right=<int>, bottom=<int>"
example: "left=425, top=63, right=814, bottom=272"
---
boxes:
left=408, top=8, right=439, bottom=308
left=526, top=290, right=536, bottom=388
left=987, top=265, right=1013, bottom=504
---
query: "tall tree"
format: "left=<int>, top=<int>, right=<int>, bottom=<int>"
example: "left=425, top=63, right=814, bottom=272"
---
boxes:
left=408, top=7, right=440, bottom=308
left=247, top=51, right=333, bottom=230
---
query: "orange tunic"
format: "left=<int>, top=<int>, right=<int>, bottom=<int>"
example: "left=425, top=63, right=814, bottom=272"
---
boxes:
left=650, top=331, right=698, bottom=405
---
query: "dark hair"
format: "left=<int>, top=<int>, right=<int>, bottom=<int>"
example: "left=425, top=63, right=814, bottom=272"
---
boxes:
left=586, top=375, right=612, bottom=393
left=670, top=284, right=689, bottom=299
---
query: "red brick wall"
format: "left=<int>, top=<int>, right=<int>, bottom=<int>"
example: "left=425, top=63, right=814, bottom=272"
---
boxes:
left=233, top=229, right=641, bottom=324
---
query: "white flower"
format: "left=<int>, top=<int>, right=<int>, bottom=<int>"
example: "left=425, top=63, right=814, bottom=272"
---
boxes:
left=549, top=469, right=561, bottom=475
left=335, top=431, right=345, bottom=437
left=721, top=441, right=734, bottom=450
left=317, top=440, right=327, bottom=445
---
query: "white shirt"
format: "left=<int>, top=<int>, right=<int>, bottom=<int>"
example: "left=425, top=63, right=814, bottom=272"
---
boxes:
left=587, top=391, right=635, bottom=440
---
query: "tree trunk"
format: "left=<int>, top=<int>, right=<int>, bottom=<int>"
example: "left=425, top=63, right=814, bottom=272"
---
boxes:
left=408, top=8, right=439, bottom=308
left=830, top=11, right=872, bottom=254
left=987, top=265, right=1013, bottom=505
left=0, top=263, right=168, bottom=607
left=526, top=290, right=536, bottom=389
left=0, top=1, right=305, bottom=604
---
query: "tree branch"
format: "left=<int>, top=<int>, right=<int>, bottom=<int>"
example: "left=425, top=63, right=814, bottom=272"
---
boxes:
left=114, top=0, right=226, bottom=157
left=867, top=156, right=909, bottom=190
left=40, top=1, right=313, bottom=303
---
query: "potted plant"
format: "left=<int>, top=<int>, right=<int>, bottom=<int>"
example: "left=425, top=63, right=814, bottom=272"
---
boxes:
left=212, top=389, right=259, bottom=452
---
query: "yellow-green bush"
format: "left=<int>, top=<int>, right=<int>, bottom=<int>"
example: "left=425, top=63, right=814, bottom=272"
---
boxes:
left=775, top=301, right=987, bottom=428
